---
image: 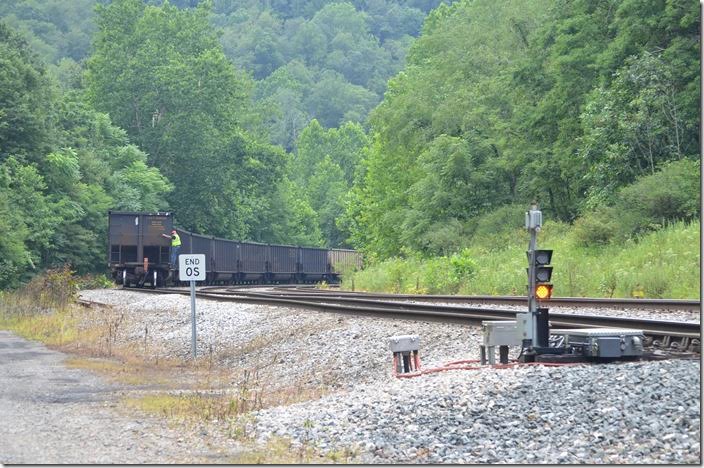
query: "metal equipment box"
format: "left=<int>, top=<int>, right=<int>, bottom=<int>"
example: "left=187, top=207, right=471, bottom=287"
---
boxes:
left=388, top=335, right=420, bottom=353
left=551, top=328, right=644, bottom=358
left=482, top=321, right=520, bottom=347
left=515, top=312, right=534, bottom=341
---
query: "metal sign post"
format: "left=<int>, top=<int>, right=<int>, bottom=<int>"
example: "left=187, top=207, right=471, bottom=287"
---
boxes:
left=190, top=279, right=196, bottom=358
left=179, top=254, right=206, bottom=358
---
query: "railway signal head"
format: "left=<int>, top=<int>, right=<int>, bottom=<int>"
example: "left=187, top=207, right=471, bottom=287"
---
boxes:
left=534, top=249, right=552, bottom=266
left=535, top=283, right=553, bottom=300
left=527, top=249, right=553, bottom=300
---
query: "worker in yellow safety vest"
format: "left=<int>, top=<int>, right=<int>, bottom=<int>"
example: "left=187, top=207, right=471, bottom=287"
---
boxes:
left=161, top=230, right=181, bottom=266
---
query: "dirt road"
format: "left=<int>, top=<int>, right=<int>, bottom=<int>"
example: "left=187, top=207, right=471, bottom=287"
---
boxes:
left=0, top=330, right=238, bottom=464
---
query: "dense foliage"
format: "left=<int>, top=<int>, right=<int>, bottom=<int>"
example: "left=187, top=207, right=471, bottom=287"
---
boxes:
left=346, top=0, right=699, bottom=258
left=0, top=0, right=699, bottom=295
left=212, top=0, right=442, bottom=151
left=0, top=22, right=171, bottom=288
left=86, top=0, right=288, bottom=240
left=347, top=220, right=700, bottom=299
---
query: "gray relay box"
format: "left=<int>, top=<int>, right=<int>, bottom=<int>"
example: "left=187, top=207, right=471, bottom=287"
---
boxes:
left=551, top=328, right=644, bottom=358
left=388, top=335, right=420, bottom=353
left=482, top=321, right=520, bottom=347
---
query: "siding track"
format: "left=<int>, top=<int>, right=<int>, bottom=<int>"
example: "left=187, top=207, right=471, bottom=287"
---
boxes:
left=123, top=286, right=700, bottom=351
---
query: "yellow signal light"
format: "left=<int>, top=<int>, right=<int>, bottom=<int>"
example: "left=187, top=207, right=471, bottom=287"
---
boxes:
left=535, top=284, right=553, bottom=300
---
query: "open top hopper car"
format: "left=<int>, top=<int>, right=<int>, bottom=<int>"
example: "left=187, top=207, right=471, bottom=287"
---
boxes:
left=108, top=211, right=362, bottom=287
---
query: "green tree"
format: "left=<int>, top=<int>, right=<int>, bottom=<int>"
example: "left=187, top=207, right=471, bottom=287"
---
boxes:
left=580, top=51, right=697, bottom=207
left=0, top=20, right=172, bottom=286
left=86, top=0, right=285, bottom=241
left=0, top=157, right=48, bottom=287
left=290, top=119, right=368, bottom=247
left=267, top=177, right=323, bottom=246
left=0, top=0, right=96, bottom=64
left=0, top=21, right=55, bottom=162
left=305, top=70, right=378, bottom=128
left=348, top=0, right=550, bottom=257
left=346, top=0, right=699, bottom=258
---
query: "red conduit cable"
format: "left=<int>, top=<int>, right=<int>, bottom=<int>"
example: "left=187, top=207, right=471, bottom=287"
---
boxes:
left=393, top=359, right=581, bottom=379
left=443, top=359, right=482, bottom=366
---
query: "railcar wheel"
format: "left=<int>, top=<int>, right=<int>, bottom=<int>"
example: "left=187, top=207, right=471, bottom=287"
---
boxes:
left=122, top=269, right=128, bottom=288
left=152, top=270, right=158, bottom=289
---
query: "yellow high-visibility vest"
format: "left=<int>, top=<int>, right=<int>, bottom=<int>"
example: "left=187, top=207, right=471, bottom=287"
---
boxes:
left=171, top=233, right=181, bottom=247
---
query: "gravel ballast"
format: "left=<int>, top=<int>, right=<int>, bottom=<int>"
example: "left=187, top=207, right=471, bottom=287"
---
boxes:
left=251, top=359, right=700, bottom=464
left=78, top=288, right=701, bottom=464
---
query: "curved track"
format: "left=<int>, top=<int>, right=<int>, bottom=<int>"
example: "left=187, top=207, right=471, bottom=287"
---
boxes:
left=269, top=287, right=701, bottom=311
left=124, top=286, right=700, bottom=352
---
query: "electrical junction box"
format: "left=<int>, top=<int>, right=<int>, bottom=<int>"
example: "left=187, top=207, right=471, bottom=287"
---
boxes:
left=551, top=328, right=644, bottom=358
left=482, top=321, right=521, bottom=347
left=515, top=312, right=534, bottom=341
left=525, top=209, right=542, bottom=229
left=388, top=335, right=420, bottom=353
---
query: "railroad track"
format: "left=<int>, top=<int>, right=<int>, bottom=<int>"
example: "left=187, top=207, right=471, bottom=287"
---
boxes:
left=268, top=286, right=701, bottom=311
left=123, top=286, right=700, bottom=353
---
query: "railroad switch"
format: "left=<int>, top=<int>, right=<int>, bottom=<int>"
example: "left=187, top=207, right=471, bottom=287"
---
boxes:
left=389, top=335, right=421, bottom=374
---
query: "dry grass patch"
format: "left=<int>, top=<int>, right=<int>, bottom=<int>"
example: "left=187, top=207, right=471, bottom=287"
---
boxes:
left=230, top=436, right=359, bottom=464
left=0, top=307, right=82, bottom=346
left=122, top=367, right=329, bottom=423
left=63, top=357, right=173, bottom=386
left=124, top=391, right=255, bottom=422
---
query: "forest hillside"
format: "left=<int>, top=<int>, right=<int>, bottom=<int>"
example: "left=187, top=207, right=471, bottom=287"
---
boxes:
left=0, top=0, right=699, bottom=296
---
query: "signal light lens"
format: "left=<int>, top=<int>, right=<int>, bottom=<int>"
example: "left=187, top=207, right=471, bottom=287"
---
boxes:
left=535, top=284, right=553, bottom=300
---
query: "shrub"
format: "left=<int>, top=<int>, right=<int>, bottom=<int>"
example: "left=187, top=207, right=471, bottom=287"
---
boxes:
left=420, top=219, right=472, bottom=256
left=77, top=273, right=114, bottom=290
left=471, top=204, right=527, bottom=249
left=614, top=158, right=700, bottom=237
left=449, top=248, right=477, bottom=280
left=572, top=207, right=619, bottom=246
left=23, top=265, right=78, bottom=310
left=420, top=257, right=460, bottom=294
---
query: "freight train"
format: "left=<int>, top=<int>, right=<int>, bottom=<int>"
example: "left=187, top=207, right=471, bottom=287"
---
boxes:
left=108, top=211, right=363, bottom=287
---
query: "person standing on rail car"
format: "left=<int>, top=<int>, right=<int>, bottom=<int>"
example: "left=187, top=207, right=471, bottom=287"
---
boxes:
left=161, top=230, right=181, bottom=267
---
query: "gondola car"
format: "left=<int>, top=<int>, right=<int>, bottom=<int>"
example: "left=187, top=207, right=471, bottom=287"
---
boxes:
left=108, top=211, right=362, bottom=287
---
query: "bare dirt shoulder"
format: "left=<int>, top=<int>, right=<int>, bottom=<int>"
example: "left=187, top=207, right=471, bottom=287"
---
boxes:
left=0, top=330, right=241, bottom=464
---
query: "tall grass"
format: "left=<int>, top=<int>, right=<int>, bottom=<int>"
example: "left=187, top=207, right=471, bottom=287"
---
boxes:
left=0, top=266, right=81, bottom=345
left=345, top=221, right=700, bottom=299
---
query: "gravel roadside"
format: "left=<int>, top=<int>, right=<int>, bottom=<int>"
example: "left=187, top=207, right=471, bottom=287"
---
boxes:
left=76, top=288, right=701, bottom=464
left=0, top=330, right=245, bottom=464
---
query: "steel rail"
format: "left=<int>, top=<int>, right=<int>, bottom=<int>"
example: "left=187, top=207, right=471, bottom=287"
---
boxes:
left=125, top=287, right=700, bottom=339
left=264, top=287, right=700, bottom=311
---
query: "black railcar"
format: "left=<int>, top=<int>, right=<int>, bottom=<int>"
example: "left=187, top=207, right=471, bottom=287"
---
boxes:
left=108, top=211, right=172, bottom=287
left=108, top=211, right=362, bottom=286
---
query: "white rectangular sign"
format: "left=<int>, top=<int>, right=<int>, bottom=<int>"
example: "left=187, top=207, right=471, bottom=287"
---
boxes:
left=179, top=254, right=206, bottom=281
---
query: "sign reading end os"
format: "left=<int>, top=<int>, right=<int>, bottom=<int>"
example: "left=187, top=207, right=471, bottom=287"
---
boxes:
left=179, top=254, right=206, bottom=281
